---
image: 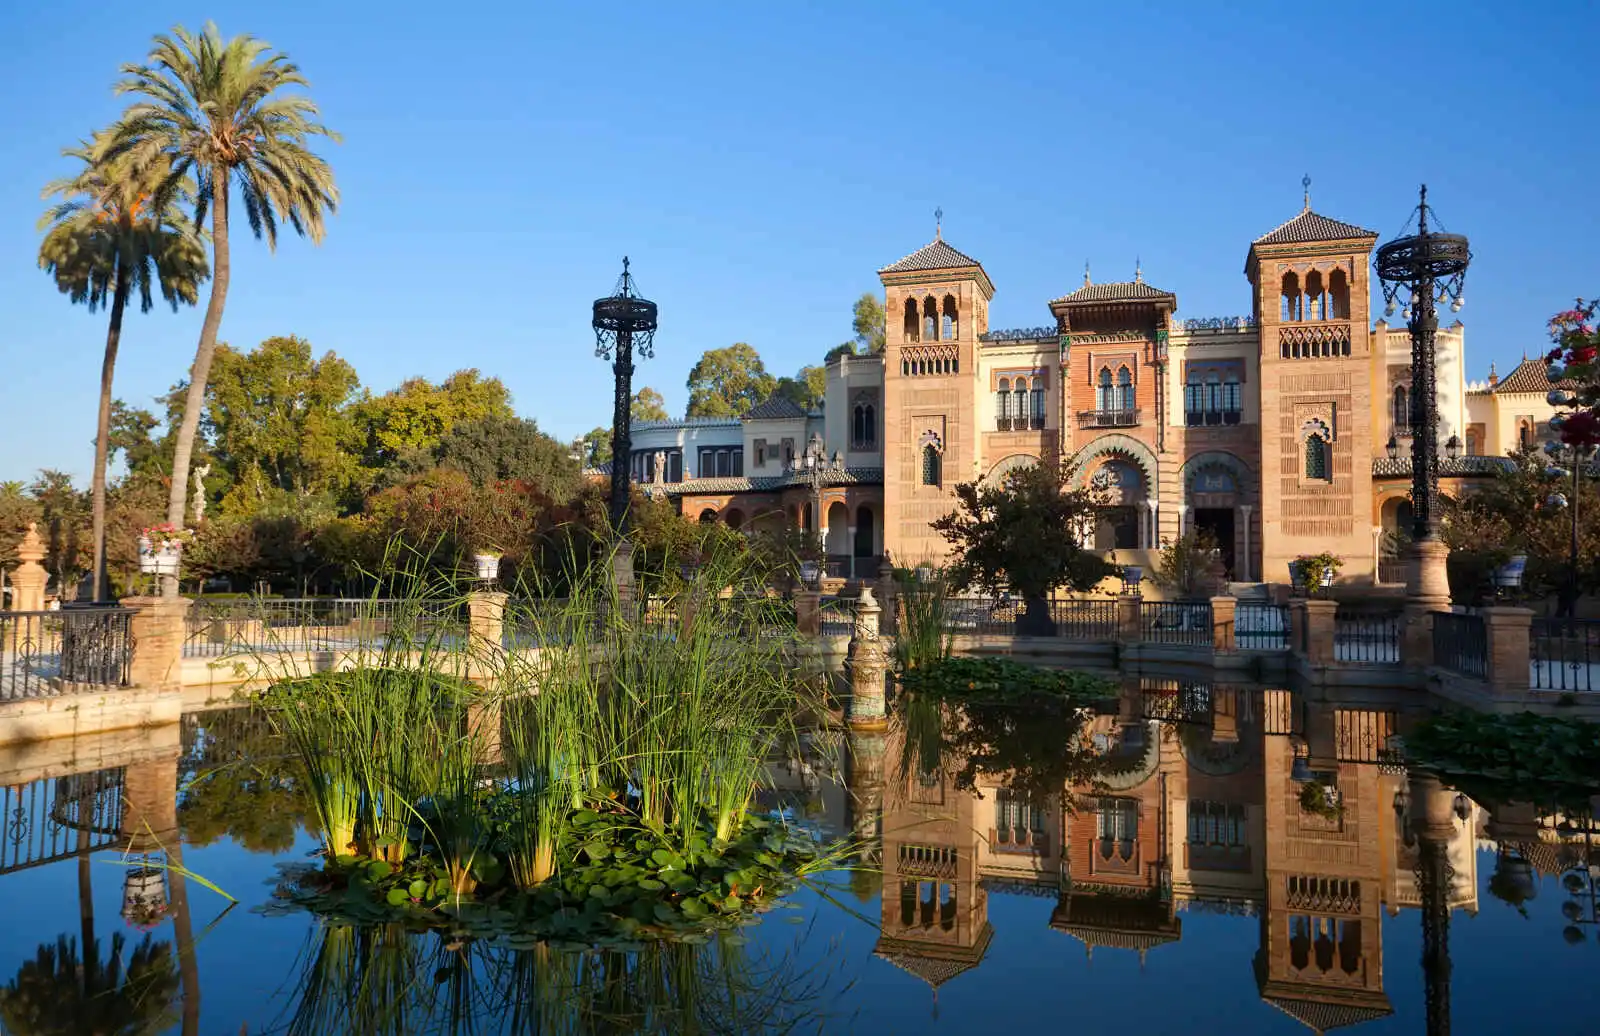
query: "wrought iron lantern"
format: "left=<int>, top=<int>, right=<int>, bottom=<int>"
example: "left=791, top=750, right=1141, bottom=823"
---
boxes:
left=1444, top=434, right=1462, bottom=460
left=593, top=258, right=659, bottom=536
left=473, top=553, right=502, bottom=583
left=1386, top=436, right=1399, bottom=461
left=1120, top=565, right=1144, bottom=596
left=1375, top=186, right=1471, bottom=549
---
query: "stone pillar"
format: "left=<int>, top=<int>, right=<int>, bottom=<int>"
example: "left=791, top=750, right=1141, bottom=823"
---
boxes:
left=846, top=587, right=889, bottom=730
left=121, top=753, right=180, bottom=853
left=1406, top=539, right=1452, bottom=612
left=1145, top=500, right=1160, bottom=549
left=876, top=554, right=898, bottom=637
left=120, top=596, right=192, bottom=692
left=1401, top=605, right=1437, bottom=668
left=795, top=588, right=820, bottom=637
left=1238, top=505, right=1253, bottom=582
left=1116, top=596, right=1141, bottom=641
left=1176, top=504, right=1189, bottom=540
left=1298, top=598, right=1338, bottom=666
left=1210, top=596, right=1237, bottom=652
left=467, top=698, right=504, bottom=765
left=1371, top=526, right=1384, bottom=583
left=467, top=589, right=508, bottom=682
left=1482, top=606, right=1533, bottom=694
left=1407, top=771, right=1459, bottom=844
left=610, top=539, right=637, bottom=625
left=8, top=524, right=46, bottom=613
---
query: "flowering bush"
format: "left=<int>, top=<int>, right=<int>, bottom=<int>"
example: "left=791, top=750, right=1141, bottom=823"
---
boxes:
left=1545, top=299, right=1600, bottom=447
left=138, top=523, right=194, bottom=550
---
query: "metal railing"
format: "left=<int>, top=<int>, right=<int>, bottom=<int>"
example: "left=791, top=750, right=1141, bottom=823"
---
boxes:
left=2, top=607, right=133, bottom=701
left=1377, top=557, right=1408, bottom=585
left=819, top=595, right=854, bottom=637
left=1531, top=617, right=1600, bottom=693
left=1078, top=408, right=1141, bottom=429
left=1432, top=612, right=1487, bottom=679
left=1140, top=601, right=1212, bottom=645
left=1236, top=603, right=1290, bottom=651
left=0, top=768, right=125, bottom=876
left=1051, top=598, right=1119, bottom=638
left=183, top=597, right=467, bottom=658
left=1334, top=610, right=1401, bottom=664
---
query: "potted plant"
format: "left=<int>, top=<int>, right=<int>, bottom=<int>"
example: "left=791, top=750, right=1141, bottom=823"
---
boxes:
left=473, top=549, right=503, bottom=583
left=1298, top=780, right=1344, bottom=820
left=137, top=523, right=192, bottom=576
left=1289, top=552, right=1341, bottom=596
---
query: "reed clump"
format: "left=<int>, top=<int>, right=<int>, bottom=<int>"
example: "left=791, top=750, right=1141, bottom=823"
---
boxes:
left=264, top=537, right=843, bottom=945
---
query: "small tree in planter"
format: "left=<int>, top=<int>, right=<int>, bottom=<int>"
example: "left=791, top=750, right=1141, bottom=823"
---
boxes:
left=931, top=457, right=1118, bottom=636
left=1290, top=552, right=1342, bottom=596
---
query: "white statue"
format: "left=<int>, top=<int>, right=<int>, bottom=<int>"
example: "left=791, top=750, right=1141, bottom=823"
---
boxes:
left=190, top=464, right=210, bottom=524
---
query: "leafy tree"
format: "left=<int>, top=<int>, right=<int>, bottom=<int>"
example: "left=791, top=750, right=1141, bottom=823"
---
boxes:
left=576, top=427, right=612, bottom=467
left=205, top=336, right=364, bottom=507
left=1152, top=530, right=1225, bottom=599
left=37, top=130, right=207, bottom=600
left=685, top=343, right=776, bottom=417
left=28, top=471, right=91, bottom=599
left=357, top=370, right=514, bottom=465
left=0, top=933, right=179, bottom=1036
left=631, top=387, right=669, bottom=422
left=113, top=22, right=340, bottom=554
left=104, top=476, right=166, bottom=594
left=400, top=416, right=581, bottom=498
left=0, top=483, right=43, bottom=573
left=823, top=342, right=857, bottom=363
left=932, top=458, right=1117, bottom=634
left=107, top=401, right=166, bottom=481
left=773, top=365, right=827, bottom=411
left=851, top=292, right=886, bottom=354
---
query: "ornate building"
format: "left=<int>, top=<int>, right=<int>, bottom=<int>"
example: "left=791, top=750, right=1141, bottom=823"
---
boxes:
left=629, top=197, right=1550, bottom=588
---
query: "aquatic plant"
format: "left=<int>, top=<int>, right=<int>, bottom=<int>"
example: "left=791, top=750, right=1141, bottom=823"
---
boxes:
left=894, top=564, right=954, bottom=670
left=1404, top=710, right=1600, bottom=808
left=899, top=655, right=1117, bottom=705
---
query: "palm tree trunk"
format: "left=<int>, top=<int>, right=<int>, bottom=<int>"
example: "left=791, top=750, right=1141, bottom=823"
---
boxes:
left=163, top=177, right=230, bottom=597
left=77, top=822, right=94, bottom=973
left=168, top=841, right=201, bottom=1036
left=91, top=262, right=131, bottom=603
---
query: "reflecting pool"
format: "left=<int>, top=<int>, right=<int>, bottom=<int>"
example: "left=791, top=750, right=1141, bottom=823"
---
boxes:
left=0, top=680, right=1596, bottom=1034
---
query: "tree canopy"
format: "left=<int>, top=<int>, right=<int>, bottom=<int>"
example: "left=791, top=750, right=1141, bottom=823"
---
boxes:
left=851, top=292, right=886, bottom=354
left=631, top=387, right=669, bottom=422
left=686, top=343, right=776, bottom=418
left=357, top=370, right=514, bottom=465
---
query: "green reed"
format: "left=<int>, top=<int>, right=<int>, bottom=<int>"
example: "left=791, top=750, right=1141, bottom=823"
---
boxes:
left=895, top=563, right=954, bottom=671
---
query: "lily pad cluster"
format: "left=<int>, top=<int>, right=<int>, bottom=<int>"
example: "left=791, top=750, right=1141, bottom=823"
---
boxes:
left=266, top=809, right=824, bottom=949
left=1405, top=710, right=1600, bottom=807
left=900, top=655, right=1117, bottom=706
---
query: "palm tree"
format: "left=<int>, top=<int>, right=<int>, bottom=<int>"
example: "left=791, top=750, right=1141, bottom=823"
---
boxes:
left=37, top=132, right=207, bottom=601
left=112, top=22, right=339, bottom=592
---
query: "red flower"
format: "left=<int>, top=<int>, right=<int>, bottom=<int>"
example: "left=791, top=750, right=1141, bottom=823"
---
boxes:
left=1560, top=410, right=1600, bottom=447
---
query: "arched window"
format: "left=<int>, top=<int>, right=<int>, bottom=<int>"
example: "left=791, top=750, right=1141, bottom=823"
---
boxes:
left=851, top=402, right=876, bottom=448
left=1305, top=433, right=1331, bottom=481
left=1465, top=429, right=1478, bottom=456
left=921, top=444, right=942, bottom=486
left=1519, top=422, right=1531, bottom=449
left=1184, top=370, right=1203, bottom=425
left=1097, top=368, right=1114, bottom=412
left=1392, top=385, right=1409, bottom=435
left=996, top=377, right=1011, bottom=429
left=923, top=296, right=938, bottom=341
left=1031, top=381, right=1045, bottom=429
left=1281, top=272, right=1302, bottom=322
left=1329, top=268, right=1351, bottom=320
left=942, top=294, right=958, bottom=340
left=1116, top=367, right=1134, bottom=412
left=1013, top=380, right=1028, bottom=426
left=1305, top=270, right=1326, bottom=321
left=903, top=297, right=919, bottom=342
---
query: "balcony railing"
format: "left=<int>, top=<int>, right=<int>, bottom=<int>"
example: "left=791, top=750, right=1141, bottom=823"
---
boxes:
left=1078, top=408, right=1140, bottom=429
left=1433, top=611, right=1487, bottom=679
left=1184, top=409, right=1243, bottom=427
left=995, top=416, right=1047, bottom=432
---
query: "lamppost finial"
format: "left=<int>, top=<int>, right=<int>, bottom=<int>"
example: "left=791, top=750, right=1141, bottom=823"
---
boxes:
left=1302, top=174, right=1311, bottom=211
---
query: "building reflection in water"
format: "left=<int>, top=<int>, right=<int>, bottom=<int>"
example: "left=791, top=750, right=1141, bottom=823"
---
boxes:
left=865, top=676, right=1501, bottom=1034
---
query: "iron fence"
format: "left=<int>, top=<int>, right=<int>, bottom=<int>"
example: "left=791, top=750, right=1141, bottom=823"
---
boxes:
left=183, top=597, right=467, bottom=657
left=0, top=768, right=125, bottom=876
left=1051, top=598, right=1119, bottom=639
left=819, top=595, right=854, bottom=637
left=1334, top=610, right=1401, bottom=664
left=1531, top=617, right=1600, bottom=693
left=1236, top=603, right=1290, bottom=651
left=1432, top=612, right=1487, bottom=679
left=1140, top=600, right=1212, bottom=645
left=1, top=607, right=132, bottom=701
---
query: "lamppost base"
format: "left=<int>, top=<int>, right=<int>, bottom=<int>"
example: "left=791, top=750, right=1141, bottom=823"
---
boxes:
left=1405, top=539, right=1452, bottom=612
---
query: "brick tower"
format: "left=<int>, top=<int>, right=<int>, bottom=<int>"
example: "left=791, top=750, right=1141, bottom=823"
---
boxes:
left=878, top=226, right=994, bottom=565
left=1247, top=195, right=1381, bottom=585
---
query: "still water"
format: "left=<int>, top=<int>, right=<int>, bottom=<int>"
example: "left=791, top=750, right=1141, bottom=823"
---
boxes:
left=0, top=683, right=1596, bottom=1035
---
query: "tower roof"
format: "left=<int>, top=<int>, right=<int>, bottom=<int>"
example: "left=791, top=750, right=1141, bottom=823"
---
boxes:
left=1263, top=996, right=1394, bottom=1033
left=1253, top=209, right=1378, bottom=246
left=878, top=238, right=984, bottom=275
left=742, top=395, right=807, bottom=420
left=1050, top=280, right=1175, bottom=306
left=1487, top=356, right=1578, bottom=394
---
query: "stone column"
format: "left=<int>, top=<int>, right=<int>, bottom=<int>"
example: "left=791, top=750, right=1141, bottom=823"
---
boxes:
left=121, top=752, right=180, bottom=854
left=1406, top=539, right=1452, bottom=611
left=1299, top=599, right=1338, bottom=666
left=795, top=588, right=820, bottom=637
left=1481, top=606, right=1533, bottom=694
left=1176, top=504, right=1189, bottom=540
left=1116, top=596, right=1141, bottom=641
left=610, top=539, right=637, bottom=626
left=1238, top=505, right=1253, bottom=582
left=467, top=589, right=508, bottom=680
left=845, top=526, right=856, bottom=579
left=8, top=524, right=46, bottom=613
left=846, top=587, right=889, bottom=730
left=1146, top=500, right=1160, bottom=549
left=1210, top=595, right=1237, bottom=652
left=1371, top=526, right=1384, bottom=583
left=120, top=596, right=192, bottom=692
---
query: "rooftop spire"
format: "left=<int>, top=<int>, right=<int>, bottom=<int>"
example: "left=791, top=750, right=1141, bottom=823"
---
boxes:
left=1302, top=174, right=1312, bottom=211
left=934, top=206, right=943, bottom=240
left=1134, top=256, right=1143, bottom=284
left=1083, top=260, right=1091, bottom=287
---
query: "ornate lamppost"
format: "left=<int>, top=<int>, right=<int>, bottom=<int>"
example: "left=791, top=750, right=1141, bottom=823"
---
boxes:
left=1376, top=186, right=1471, bottom=607
left=1541, top=437, right=1594, bottom=617
left=592, top=258, right=659, bottom=536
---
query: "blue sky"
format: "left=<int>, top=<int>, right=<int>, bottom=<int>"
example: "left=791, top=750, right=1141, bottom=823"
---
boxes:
left=4, top=0, right=1597, bottom=482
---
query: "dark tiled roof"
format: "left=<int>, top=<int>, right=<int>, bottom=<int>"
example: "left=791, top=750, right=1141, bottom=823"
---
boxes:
left=1253, top=209, right=1377, bottom=245
left=660, top=466, right=884, bottom=496
left=878, top=238, right=983, bottom=274
left=1372, top=455, right=1516, bottom=478
left=1051, top=280, right=1175, bottom=305
left=582, top=462, right=612, bottom=476
left=1491, top=357, right=1579, bottom=394
left=1263, top=997, right=1393, bottom=1033
left=743, top=396, right=806, bottom=420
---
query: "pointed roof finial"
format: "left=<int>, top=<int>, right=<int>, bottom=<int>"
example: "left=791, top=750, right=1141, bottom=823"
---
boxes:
left=1134, top=256, right=1143, bottom=284
left=1083, top=260, right=1091, bottom=287
left=934, top=206, right=943, bottom=240
left=1302, top=174, right=1312, bottom=211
